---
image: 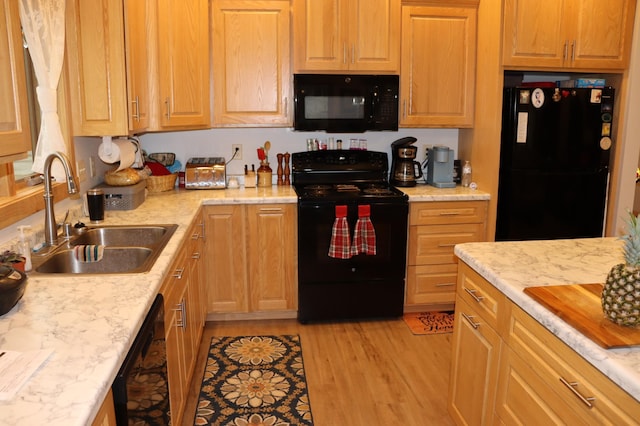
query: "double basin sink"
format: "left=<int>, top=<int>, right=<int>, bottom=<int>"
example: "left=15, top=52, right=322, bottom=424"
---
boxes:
left=33, top=224, right=178, bottom=274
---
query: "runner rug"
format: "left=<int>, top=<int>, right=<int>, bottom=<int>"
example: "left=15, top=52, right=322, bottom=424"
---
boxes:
left=403, top=311, right=455, bottom=335
left=194, top=335, right=314, bottom=425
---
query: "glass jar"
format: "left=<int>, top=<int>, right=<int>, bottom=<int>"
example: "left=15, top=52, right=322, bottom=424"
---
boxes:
left=257, top=161, right=273, bottom=187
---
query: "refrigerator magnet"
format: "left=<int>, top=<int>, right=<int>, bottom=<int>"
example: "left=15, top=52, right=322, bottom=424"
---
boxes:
left=600, top=137, right=612, bottom=150
left=590, top=89, right=602, bottom=103
left=602, top=123, right=611, bottom=137
left=552, top=88, right=561, bottom=102
left=519, top=90, right=530, bottom=104
left=532, top=88, right=545, bottom=108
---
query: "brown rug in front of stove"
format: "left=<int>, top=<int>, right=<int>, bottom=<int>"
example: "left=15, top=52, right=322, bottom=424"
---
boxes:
left=403, top=311, right=455, bottom=335
left=194, top=335, right=314, bottom=425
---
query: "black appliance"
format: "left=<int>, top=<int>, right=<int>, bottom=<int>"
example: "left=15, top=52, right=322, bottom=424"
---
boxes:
left=293, top=74, right=399, bottom=133
left=497, top=86, right=615, bottom=241
left=390, top=136, right=423, bottom=187
left=292, top=150, right=409, bottom=323
left=112, top=294, right=170, bottom=425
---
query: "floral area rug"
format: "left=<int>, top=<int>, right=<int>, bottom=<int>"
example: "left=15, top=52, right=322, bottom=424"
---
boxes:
left=194, top=335, right=314, bottom=425
left=403, top=311, right=455, bottom=335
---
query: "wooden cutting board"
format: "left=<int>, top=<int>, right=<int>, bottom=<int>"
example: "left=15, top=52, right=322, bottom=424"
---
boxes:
left=524, top=284, right=640, bottom=349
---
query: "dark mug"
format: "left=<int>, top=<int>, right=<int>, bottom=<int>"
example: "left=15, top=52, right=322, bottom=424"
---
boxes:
left=87, top=189, right=105, bottom=222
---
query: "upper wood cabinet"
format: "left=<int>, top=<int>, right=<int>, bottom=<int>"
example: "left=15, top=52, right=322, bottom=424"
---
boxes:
left=65, top=0, right=149, bottom=136
left=154, top=0, right=211, bottom=130
left=503, top=0, right=637, bottom=70
left=293, top=0, right=400, bottom=73
left=400, top=2, right=477, bottom=127
left=212, top=0, right=291, bottom=126
left=0, top=0, right=32, bottom=157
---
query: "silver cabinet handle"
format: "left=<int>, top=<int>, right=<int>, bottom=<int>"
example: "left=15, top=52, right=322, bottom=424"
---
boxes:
left=192, top=233, right=199, bottom=240
left=192, top=252, right=200, bottom=260
left=165, top=97, right=170, bottom=120
left=351, top=44, right=355, bottom=64
left=438, top=243, right=456, bottom=248
left=559, top=377, right=595, bottom=408
left=435, top=282, right=455, bottom=287
left=174, top=300, right=186, bottom=328
left=343, top=43, right=347, bottom=64
left=464, top=287, right=484, bottom=303
left=439, top=211, right=461, bottom=216
left=131, top=96, right=140, bottom=121
left=563, top=40, right=568, bottom=61
left=173, top=268, right=185, bottom=279
left=402, top=100, right=407, bottom=119
left=199, top=221, right=205, bottom=239
left=284, top=96, right=288, bottom=116
left=461, top=312, right=480, bottom=329
left=571, top=40, right=576, bottom=62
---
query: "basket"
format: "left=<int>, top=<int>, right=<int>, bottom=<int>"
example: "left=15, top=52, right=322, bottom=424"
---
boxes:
left=146, top=173, right=177, bottom=193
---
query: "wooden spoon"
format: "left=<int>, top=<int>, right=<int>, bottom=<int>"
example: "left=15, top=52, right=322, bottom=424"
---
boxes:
left=264, top=140, right=271, bottom=160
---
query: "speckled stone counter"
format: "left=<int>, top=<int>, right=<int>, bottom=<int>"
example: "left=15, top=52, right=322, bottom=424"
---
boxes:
left=0, top=184, right=486, bottom=425
left=399, top=183, right=491, bottom=201
left=455, top=238, right=640, bottom=403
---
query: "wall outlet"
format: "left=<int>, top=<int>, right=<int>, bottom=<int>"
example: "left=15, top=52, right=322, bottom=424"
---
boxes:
left=232, top=144, right=243, bottom=160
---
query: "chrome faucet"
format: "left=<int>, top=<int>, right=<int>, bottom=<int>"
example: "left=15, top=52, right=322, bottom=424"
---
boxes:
left=43, top=152, right=78, bottom=246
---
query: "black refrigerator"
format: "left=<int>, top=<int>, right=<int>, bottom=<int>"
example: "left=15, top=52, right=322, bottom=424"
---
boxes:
left=496, top=86, right=615, bottom=241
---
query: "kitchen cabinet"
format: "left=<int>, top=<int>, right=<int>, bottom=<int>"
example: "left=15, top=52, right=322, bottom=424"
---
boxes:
left=0, top=0, right=32, bottom=158
left=399, top=2, right=477, bottom=127
left=449, top=260, right=640, bottom=425
left=405, top=200, right=487, bottom=310
left=502, top=0, right=637, bottom=70
left=495, top=302, right=640, bottom=425
left=65, top=0, right=149, bottom=136
left=292, top=0, right=400, bottom=73
left=153, top=0, right=210, bottom=130
left=204, top=203, right=297, bottom=318
left=161, top=213, right=206, bottom=425
left=212, top=0, right=291, bottom=126
left=91, top=389, right=117, bottom=426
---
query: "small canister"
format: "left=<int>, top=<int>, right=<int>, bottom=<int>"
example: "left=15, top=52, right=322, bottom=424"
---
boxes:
left=86, top=188, right=105, bottom=222
left=257, top=162, right=273, bottom=187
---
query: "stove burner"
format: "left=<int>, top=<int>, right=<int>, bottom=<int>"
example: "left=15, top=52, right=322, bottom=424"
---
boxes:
left=363, top=187, right=394, bottom=195
left=304, top=184, right=331, bottom=191
left=336, top=184, right=360, bottom=192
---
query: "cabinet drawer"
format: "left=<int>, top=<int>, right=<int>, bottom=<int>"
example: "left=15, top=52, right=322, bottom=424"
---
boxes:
left=457, top=262, right=504, bottom=330
left=408, top=223, right=485, bottom=265
left=406, top=264, right=457, bottom=305
left=409, top=201, right=487, bottom=226
left=506, top=303, right=640, bottom=424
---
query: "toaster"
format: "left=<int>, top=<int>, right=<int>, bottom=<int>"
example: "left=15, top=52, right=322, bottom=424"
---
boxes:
left=185, top=157, right=226, bottom=189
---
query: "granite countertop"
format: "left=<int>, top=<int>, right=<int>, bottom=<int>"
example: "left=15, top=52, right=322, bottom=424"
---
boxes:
left=0, top=183, right=484, bottom=425
left=455, top=238, right=640, bottom=402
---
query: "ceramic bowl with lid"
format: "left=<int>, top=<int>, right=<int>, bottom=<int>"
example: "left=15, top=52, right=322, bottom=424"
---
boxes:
left=0, top=264, right=27, bottom=316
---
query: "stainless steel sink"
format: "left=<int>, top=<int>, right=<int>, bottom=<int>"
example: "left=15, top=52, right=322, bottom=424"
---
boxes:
left=34, top=224, right=178, bottom=274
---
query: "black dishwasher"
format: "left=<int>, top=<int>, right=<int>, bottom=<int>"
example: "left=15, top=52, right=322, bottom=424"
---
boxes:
left=112, top=294, right=170, bottom=425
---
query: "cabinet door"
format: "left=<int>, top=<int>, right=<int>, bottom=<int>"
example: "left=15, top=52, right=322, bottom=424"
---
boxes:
left=502, top=0, right=566, bottom=68
left=246, top=204, right=297, bottom=312
left=0, top=0, right=31, bottom=157
left=293, top=0, right=399, bottom=72
left=212, top=0, right=291, bottom=126
left=406, top=264, right=457, bottom=305
left=123, top=0, right=150, bottom=132
left=293, top=0, right=348, bottom=71
left=65, top=0, right=129, bottom=136
left=348, top=0, right=400, bottom=72
left=203, top=205, right=248, bottom=313
left=569, top=0, right=636, bottom=70
left=156, top=0, right=210, bottom=129
left=400, top=4, right=476, bottom=127
left=448, top=296, right=501, bottom=425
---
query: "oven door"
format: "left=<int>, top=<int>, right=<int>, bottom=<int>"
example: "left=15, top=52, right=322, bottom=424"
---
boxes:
left=298, top=201, right=408, bottom=283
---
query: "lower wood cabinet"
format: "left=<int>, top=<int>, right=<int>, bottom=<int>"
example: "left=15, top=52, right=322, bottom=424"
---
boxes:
left=406, top=201, right=488, bottom=310
left=92, top=389, right=117, bottom=426
left=203, top=203, right=297, bottom=318
left=161, top=211, right=206, bottom=425
left=449, top=261, right=640, bottom=425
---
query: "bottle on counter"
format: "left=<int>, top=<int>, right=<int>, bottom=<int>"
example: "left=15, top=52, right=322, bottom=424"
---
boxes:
left=257, top=161, right=273, bottom=187
left=461, top=161, right=472, bottom=187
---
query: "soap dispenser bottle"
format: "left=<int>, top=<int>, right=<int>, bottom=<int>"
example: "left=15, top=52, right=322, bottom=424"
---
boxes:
left=17, top=225, right=32, bottom=271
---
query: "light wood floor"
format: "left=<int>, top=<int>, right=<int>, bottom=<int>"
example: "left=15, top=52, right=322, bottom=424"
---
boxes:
left=181, top=318, right=455, bottom=425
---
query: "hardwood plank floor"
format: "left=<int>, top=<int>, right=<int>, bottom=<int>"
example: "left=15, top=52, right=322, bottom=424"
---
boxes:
left=182, top=318, right=455, bottom=425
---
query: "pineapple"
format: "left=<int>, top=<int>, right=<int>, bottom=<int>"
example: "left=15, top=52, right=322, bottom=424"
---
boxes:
left=602, top=211, right=640, bottom=327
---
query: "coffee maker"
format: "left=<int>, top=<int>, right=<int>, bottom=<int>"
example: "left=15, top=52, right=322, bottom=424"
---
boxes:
left=390, top=137, right=423, bottom=187
left=426, top=145, right=456, bottom=188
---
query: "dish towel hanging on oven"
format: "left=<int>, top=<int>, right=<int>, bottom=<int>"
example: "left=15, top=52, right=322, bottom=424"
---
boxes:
left=328, top=205, right=352, bottom=259
left=351, top=204, right=376, bottom=256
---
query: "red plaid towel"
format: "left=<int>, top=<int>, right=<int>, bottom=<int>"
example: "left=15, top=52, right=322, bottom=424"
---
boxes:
left=351, top=205, right=376, bottom=256
left=328, top=205, right=352, bottom=259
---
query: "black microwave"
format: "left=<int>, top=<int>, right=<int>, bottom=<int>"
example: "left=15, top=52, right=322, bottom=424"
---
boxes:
left=293, top=74, right=399, bottom=133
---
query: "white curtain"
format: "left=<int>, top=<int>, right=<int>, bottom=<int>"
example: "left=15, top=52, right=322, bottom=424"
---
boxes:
left=19, top=0, right=67, bottom=181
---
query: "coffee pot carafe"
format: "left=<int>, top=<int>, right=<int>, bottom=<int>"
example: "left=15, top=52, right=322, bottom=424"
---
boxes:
left=390, top=137, right=423, bottom=187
